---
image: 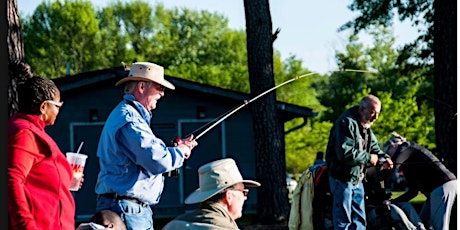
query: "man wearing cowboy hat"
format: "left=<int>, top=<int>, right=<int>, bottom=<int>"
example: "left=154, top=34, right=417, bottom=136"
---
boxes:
left=162, top=158, right=261, bottom=230
left=95, top=62, right=198, bottom=230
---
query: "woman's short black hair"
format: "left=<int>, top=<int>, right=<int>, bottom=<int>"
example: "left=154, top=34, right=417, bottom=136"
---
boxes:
left=17, top=75, right=58, bottom=115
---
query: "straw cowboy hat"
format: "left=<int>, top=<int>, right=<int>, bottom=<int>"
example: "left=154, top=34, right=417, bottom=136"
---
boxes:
left=115, top=62, right=175, bottom=90
left=184, top=158, right=261, bottom=204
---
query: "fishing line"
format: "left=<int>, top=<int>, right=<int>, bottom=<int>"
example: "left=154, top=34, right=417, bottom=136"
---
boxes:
left=179, top=68, right=375, bottom=142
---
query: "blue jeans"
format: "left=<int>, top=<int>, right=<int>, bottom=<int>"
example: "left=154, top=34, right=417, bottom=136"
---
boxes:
left=96, top=194, right=154, bottom=230
left=329, top=176, right=366, bottom=230
left=419, top=180, right=457, bottom=230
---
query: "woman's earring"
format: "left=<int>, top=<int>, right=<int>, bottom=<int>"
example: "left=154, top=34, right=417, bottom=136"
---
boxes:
left=40, top=113, right=48, bottom=121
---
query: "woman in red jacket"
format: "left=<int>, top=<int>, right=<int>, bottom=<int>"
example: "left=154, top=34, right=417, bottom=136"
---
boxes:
left=8, top=66, right=77, bottom=230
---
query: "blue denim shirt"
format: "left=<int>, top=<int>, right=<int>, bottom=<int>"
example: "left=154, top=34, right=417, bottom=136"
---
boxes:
left=95, top=94, right=185, bottom=205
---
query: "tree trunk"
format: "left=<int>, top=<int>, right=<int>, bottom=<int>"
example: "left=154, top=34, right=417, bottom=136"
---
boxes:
left=243, top=0, right=290, bottom=224
left=433, top=1, right=457, bottom=229
left=8, top=0, right=25, bottom=117
left=433, top=0, right=456, bottom=176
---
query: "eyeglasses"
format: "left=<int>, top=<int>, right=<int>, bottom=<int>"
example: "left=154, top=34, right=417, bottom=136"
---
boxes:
left=141, top=81, right=165, bottom=93
left=229, top=188, right=249, bottom=196
left=46, top=100, right=64, bottom=108
left=152, top=83, right=165, bottom=93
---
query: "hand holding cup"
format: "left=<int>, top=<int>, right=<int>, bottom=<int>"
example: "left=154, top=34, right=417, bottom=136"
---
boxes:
left=66, top=152, right=88, bottom=191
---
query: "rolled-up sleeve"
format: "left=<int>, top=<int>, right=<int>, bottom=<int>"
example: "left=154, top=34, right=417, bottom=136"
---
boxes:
left=118, top=119, right=184, bottom=174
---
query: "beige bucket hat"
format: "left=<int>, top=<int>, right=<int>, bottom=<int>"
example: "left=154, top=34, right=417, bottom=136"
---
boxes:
left=115, top=62, right=175, bottom=90
left=184, top=158, right=261, bottom=204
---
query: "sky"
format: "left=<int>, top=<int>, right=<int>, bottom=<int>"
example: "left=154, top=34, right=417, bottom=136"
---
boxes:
left=17, top=0, right=422, bottom=74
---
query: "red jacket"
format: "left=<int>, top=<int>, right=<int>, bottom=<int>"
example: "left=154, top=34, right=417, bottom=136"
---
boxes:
left=8, top=113, right=76, bottom=230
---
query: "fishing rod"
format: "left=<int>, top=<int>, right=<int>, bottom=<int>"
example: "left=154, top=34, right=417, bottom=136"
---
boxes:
left=165, top=68, right=375, bottom=177
left=173, top=68, right=376, bottom=144
left=170, top=72, right=317, bottom=146
left=194, top=72, right=318, bottom=141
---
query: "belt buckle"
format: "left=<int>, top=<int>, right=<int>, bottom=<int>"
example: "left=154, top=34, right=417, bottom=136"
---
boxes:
left=121, top=196, right=148, bottom=207
left=130, top=198, right=148, bottom=207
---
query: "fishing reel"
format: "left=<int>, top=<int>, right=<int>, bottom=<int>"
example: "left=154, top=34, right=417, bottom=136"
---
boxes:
left=162, top=137, right=185, bottom=178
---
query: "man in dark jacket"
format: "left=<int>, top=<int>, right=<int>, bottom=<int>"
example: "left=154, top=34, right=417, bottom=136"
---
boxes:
left=383, top=132, right=457, bottom=230
left=326, top=95, right=393, bottom=230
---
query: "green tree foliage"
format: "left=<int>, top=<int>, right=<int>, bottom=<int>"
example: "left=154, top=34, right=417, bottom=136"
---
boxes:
left=314, top=33, right=370, bottom=121
left=23, top=0, right=101, bottom=78
left=294, top=25, right=437, bottom=175
left=372, top=90, right=435, bottom=149
left=315, top=26, right=433, bottom=120
left=339, top=0, right=433, bottom=65
left=275, top=55, right=325, bottom=111
left=285, top=119, right=332, bottom=175
left=339, top=0, right=456, bottom=178
left=351, top=87, right=435, bottom=149
left=22, top=0, right=252, bottom=91
left=106, top=0, right=156, bottom=62
left=151, top=5, right=249, bottom=91
left=277, top=56, right=331, bottom=174
left=96, top=2, right=136, bottom=67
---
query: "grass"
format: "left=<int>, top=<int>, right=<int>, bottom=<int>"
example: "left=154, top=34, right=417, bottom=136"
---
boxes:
left=391, top=190, right=426, bottom=203
left=390, top=190, right=426, bottom=212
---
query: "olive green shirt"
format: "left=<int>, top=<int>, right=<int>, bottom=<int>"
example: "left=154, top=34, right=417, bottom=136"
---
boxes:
left=162, top=202, right=239, bottom=230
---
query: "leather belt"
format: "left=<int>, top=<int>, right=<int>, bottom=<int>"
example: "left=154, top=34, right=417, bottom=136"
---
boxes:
left=101, top=193, right=148, bottom=207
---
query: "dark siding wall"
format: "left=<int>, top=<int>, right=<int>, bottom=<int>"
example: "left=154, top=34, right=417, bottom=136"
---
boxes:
left=48, top=81, right=123, bottom=151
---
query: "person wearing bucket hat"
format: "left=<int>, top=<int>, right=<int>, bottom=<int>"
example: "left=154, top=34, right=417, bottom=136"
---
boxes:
left=383, top=132, right=456, bottom=230
left=95, top=62, right=198, bottom=230
left=162, top=158, right=260, bottom=230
